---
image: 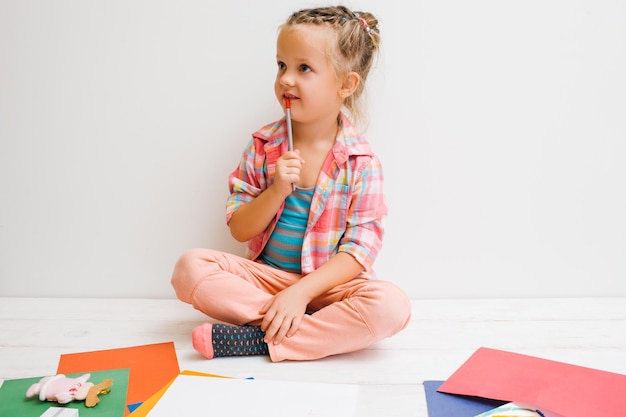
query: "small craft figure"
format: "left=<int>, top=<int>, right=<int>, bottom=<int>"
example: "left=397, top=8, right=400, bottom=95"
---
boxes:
left=26, top=373, right=113, bottom=407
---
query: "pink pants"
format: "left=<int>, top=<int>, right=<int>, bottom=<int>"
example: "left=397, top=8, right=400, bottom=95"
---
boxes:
left=171, top=248, right=412, bottom=362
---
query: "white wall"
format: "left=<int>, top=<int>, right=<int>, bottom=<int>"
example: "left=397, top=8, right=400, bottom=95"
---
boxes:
left=1, top=0, right=624, bottom=299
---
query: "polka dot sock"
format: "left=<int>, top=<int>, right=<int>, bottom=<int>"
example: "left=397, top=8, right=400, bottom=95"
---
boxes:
left=192, top=323, right=269, bottom=359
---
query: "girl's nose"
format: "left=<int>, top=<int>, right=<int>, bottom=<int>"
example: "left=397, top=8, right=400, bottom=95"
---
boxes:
left=280, top=71, right=295, bottom=87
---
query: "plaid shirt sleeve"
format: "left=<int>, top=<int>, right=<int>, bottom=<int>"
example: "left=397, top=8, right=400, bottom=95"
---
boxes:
left=337, top=153, right=387, bottom=275
left=226, top=138, right=260, bottom=224
left=224, top=121, right=287, bottom=260
left=301, top=151, right=387, bottom=279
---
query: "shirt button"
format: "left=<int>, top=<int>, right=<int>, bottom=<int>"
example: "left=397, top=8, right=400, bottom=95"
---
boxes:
left=303, top=257, right=312, bottom=267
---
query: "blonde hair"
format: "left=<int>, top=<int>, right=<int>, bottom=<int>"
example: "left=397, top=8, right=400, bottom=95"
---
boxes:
left=282, top=6, right=380, bottom=126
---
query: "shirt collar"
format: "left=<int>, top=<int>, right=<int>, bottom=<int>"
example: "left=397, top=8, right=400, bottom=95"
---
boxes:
left=253, top=112, right=374, bottom=165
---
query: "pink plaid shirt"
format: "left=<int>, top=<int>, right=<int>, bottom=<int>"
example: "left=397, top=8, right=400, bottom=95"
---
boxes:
left=226, top=113, right=387, bottom=279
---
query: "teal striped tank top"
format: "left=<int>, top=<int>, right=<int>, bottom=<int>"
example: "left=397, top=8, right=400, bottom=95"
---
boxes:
left=259, top=186, right=314, bottom=273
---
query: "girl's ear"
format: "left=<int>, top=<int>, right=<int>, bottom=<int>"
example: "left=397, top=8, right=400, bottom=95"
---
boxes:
left=339, top=71, right=360, bottom=99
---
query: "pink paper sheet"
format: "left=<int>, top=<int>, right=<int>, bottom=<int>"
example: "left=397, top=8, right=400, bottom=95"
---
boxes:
left=438, top=347, right=626, bottom=417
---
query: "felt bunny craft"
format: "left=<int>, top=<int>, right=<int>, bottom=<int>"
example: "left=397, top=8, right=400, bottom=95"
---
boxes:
left=26, top=373, right=113, bottom=407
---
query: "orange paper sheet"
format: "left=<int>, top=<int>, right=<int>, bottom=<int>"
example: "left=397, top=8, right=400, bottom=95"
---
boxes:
left=438, top=347, right=626, bottom=417
left=57, top=342, right=180, bottom=416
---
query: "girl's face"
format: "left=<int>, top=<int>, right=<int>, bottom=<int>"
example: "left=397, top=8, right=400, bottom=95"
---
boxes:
left=274, top=25, right=344, bottom=125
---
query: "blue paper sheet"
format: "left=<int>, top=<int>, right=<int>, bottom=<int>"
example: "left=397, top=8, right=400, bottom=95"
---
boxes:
left=424, top=380, right=507, bottom=417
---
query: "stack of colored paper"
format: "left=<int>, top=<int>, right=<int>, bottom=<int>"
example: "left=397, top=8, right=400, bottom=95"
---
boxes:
left=0, top=341, right=180, bottom=417
left=56, top=341, right=180, bottom=415
left=425, top=347, right=626, bottom=417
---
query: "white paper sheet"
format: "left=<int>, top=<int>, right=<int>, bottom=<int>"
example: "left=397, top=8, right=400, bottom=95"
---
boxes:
left=475, top=402, right=565, bottom=417
left=146, top=374, right=358, bottom=417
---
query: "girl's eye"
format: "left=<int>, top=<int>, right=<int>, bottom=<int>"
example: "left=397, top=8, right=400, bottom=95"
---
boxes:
left=277, top=61, right=286, bottom=70
left=299, top=64, right=311, bottom=73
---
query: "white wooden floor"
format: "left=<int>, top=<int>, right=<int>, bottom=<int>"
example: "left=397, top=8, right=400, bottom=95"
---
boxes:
left=1, top=297, right=625, bottom=416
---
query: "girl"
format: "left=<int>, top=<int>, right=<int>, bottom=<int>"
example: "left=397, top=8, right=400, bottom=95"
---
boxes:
left=171, top=6, right=411, bottom=362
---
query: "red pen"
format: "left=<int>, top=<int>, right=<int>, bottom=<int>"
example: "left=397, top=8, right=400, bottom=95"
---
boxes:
left=285, top=98, right=295, bottom=191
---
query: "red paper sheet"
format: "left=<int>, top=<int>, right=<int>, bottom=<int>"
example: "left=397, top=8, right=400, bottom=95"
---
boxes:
left=57, top=342, right=180, bottom=416
left=438, top=347, right=626, bottom=417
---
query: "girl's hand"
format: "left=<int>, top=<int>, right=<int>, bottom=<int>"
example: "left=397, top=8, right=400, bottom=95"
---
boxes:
left=259, top=284, right=310, bottom=345
left=275, top=150, right=303, bottom=195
